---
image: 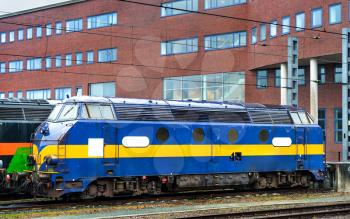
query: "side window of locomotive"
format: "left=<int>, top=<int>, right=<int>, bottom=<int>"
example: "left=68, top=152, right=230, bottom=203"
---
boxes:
left=56, top=104, right=79, bottom=122
left=307, top=113, right=315, bottom=124
left=82, top=104, right=115, bottom=120
left=298, top=112, right=310, bottom=124
left=228, top=128, right=239, bottom=143
left=290, top=112, right=302, bottom=125
left=259, top=129, right=269, bottom=143
left=156, top=127, right=169, bottom=143
left=47, top=104, right=63, bottom=122
left=193, top=128, right=205, bottom=142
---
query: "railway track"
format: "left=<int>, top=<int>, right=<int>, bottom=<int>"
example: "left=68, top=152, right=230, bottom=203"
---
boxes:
left=183, top=202, right=350, bottom=218
left=0, top=187, right=328, bottom=210
left=0, top=188, right=337, bottom=219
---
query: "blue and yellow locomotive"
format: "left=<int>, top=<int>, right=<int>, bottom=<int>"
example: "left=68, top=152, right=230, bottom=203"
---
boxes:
left=31, top=96, right=325, bottom=198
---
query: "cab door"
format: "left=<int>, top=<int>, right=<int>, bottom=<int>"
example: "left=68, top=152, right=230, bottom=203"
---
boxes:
left=103, top=123, right=118, bottom=167
left=295, top=126, right=307, bottom=168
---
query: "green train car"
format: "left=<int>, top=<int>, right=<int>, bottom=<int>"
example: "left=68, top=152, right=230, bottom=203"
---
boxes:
left=0, top=99, right=54, bottom=193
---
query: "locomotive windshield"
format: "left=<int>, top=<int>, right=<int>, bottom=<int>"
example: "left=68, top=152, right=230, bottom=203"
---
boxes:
left=47, top=103, right=79, bottom=122
left=290, top=111, right=314, bottom=125
left=47, top=104, right=63, bottom=121
left=81, top=103, right=115, bottom=120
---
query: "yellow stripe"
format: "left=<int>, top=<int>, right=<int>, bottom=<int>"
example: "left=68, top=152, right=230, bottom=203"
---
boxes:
left=35, top=144, right=324, bottom=164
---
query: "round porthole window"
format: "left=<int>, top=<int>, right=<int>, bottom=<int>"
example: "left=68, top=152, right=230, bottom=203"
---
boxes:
left=228, top=128, right=238, bottom=143
left=259, top=129, right=269, bottom=143
left=193, top=128, right=205, bottom=142
left=156, top=127, right=169, bottom=143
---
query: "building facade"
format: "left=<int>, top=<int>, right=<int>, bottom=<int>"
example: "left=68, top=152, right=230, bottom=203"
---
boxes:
left=0, top=0, right=348, bottom=161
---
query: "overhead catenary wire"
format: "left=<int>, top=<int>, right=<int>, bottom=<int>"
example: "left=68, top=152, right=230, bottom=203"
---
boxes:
left=0, top=1, right=346, bottom=90
left=116, top=0, right=346, bottom=37
left=0, top=19, right=290, bottom=59
left=0, top=51, right=344, bottom=86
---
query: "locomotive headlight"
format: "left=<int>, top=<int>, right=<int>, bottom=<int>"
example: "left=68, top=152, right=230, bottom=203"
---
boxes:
left=45, top=155, right=59, bottom=166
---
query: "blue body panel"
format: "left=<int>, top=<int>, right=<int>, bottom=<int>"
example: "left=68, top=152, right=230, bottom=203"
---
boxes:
left=35, top=119, right=325, bottom=195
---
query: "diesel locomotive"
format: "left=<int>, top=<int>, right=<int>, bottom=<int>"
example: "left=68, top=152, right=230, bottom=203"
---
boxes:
left=0, top=98, right=54, bottom=192
left=31, top=96, right=325, bottom=198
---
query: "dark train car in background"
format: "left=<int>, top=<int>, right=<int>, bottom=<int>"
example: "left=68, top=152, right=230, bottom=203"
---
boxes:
left=0, top=99, right=54, bottom=192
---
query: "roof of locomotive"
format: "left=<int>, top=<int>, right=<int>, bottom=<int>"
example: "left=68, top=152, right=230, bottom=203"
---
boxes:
left=64, top=96, right=301, bottom=112
left=0, top=98, right=57, bottom=106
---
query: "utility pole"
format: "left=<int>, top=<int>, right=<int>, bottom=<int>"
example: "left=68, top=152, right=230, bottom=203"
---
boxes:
left=342, top=28, right=349, bottom=161
left=287, top=36, right=299, bottom=106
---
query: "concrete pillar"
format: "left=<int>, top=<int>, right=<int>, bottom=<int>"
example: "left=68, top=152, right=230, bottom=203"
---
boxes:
left=280, top=63, right=288, bottom=105
left=310, top=58, right=318, bottom=123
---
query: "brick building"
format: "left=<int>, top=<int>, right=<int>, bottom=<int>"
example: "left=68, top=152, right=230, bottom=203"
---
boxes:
left=0, top=0, right=348, bottom=161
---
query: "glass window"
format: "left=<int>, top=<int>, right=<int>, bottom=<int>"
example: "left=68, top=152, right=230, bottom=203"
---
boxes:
left=46, top=24, right=52, bottom=36
left=48, top=104, right=63, bottom=121
left=9, top=61, right=23, bottom=73
left=87, top=51, right=94, bottom=64
left=98, top=48, right=117, bottom=62
left=319, top=65, right=326, bottom=84
left=298, top=112, right=310, bottom=124
left=260, top=24, right=266, bottom=41
left=223, top=72, right=245, bottom=101
left=27, top=27, right=33, bottom=39
left=65, top=54, right=72, bottom=66
left=55, top=87, right=72, bottom=100
left=318, top=109, right=326, bottom=142
left=205, top=74, right=223, bottom=101
left=205, top=0, right=246, bottom=9
left=270, top=20, right=277, bottom=38
left=36, top=26, right=42, bottom=38
left=164, top=77, right=182, bottom=100
left=56, top=104, right=79, bottom=122
left=26, top=89, right=51, bottom=100
left=82, top=104, right=115, bottom=120
left=18, top=29, right=24, bottom=41
left=66, top=18, right=83, bottom=32
left=0, top=93, right=5, bottom=98
left=290, top=112, right=302, bottom=124
left=55, top=22, right=62, bottom=34
left=296, top=12, right=305, bottom=31
left=311, top=8, right=323, bottom=27
left=257, top=70, right=268, bottom=89
left=8, top=92, right=14, bottom=98
left=45, top=57, right=51, bottom=69
left=329, top=3, right=342, bottom=24
left=9, top=31, right=15, bottom=42
left=334, top=65, right=342, bottom=83
left=204, top=31, right=246, bottom=50
left=298, top=68, right=305, bottom=85
left=161, top=38, right=198, bottom=55
left=17, top=91, right=23, bottom=98
left=282, top=16, right=290, bottom=34
left=87, top=12, right=117, bottom=29
left=76, top=87, right=82, bottom=96
left=161, top=0, right=198, bottom=17
left=0, top=62, right=5, bottom=73
left=76, top=52, right=83, bottom=65
left=26, top=58, right=42, bottom=70
left=164, top=72, right=245, bottom=102
left=0, top=32, right=6, bottom=44
left=183, top=75, right=202, bottom=100
left=55, top=55, right=62, bottom=68
left=334, top=108, right=342, bottom=143
left=89, top=82, right=116, bottom=97
left=275, top=69, right=281, bottom=87
left=251, top=27, right=257, bottom=44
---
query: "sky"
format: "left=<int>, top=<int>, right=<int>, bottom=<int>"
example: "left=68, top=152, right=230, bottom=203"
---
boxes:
left=0, top=0, right=69, bottom=15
